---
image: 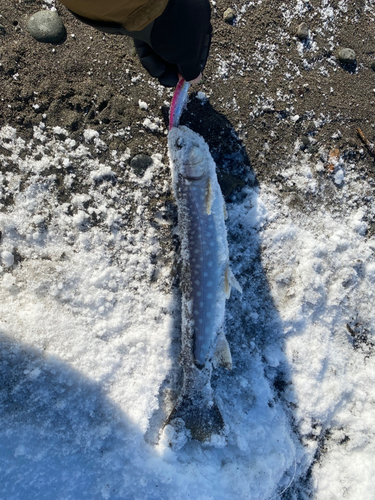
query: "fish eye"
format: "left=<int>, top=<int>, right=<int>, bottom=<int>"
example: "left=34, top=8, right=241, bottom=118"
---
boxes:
left=176, top=137, right=184, bottom=149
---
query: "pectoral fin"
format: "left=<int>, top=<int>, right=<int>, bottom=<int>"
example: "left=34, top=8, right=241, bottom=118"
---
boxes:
left=224, top=263, right=242, bottom=299
left=213, top=332, right=232, bottom=370
left=206, top=178, right=213, bottom=215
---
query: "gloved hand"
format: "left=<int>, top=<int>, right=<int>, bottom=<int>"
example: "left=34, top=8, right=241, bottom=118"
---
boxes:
left=134, top=39, right=180, bottom=87
left=134, top=0, right=212, bottom=87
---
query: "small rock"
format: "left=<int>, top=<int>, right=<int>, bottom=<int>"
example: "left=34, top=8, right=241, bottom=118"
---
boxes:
left=371, top=61, right=375, bottom=71
left=338, top=48, right=356, bottom=64
left=223, top=8, right=235, bottom=24
left=130, top=154, right=153, bottom=177
left=296, top=22, right=309, bottom=40
left=27, top=10, right=66, bottom=43
left=0, top=24, right=6, bottom=35
left=300, top=136, right=310, bottom=150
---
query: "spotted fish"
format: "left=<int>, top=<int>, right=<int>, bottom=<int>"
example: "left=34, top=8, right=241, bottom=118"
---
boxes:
left=167, top=125, right=242, bottom=442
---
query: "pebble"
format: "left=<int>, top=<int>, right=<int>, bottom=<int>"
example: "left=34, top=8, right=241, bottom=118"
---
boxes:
left=27, top=10, right=66, bottom=43
left=223, top=8, right=235, bottom=24
left=338, top=48, right=356, bottom=64
left=300, top=136, right=310, bottom=150
left=130, top=154, right=153, bottom=177
left=296, top=22, right=309, bottom=40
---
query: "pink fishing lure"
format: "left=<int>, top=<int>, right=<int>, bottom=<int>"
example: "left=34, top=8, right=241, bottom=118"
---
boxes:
left=169, top=79, right=191, bottom=130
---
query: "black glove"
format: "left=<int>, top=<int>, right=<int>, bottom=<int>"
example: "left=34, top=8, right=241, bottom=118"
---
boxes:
left=133, top=39, right=180, bottom=87
left=135, top=0, right=212, bottom=87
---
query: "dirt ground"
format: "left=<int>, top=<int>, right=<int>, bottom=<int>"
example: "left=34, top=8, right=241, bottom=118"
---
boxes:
left=1, top=0, right=375, bottom=194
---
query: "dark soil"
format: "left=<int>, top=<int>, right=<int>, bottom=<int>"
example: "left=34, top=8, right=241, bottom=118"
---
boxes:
left=1, top=0, right=375, bottom=187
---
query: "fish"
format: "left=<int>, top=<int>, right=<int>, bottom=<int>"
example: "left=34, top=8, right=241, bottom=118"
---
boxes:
left=169, top=79, right=190, bottom=130
left=167, top=125, right=242, bottom=442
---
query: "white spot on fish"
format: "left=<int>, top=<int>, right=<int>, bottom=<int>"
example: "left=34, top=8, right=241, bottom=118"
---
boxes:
left=195, top=280, right=200, bottom=285
left=210, top=241, right=215, bottom=247
left=207, top=293, right=213, bottom=299
left=203, top=272, right=208, bottom=277
left=197, top=291, right=201, bottom=297
left=200, top=301, right=204, bottom=307
left=207, top=281, right=213, bottom=287
left=199, top=319, right=203, bottom=324
left=206, top=312, right=211, bottom=318
left=207, top=261, right=213, bottom=267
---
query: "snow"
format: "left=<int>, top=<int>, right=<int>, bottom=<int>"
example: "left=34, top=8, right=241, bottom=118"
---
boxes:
left=1, top=250, right=14, bottom=267
left=1, top=110, right=375, bottom=497
left=138, top=99, right=149, bottom=110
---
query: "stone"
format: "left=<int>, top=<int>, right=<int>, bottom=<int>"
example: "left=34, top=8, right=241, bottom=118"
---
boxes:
left=27, top=10, right=66, bottom=43
left=338, top=48, right=356, bottom=64
left=223, top=8, right=235, bottom=24
left=130, top=154, right=153, bottom=177
left=371, top=61, right=375, bottom=71
left=296, top=22, right=309, bottom=40
left=0, top=24, right=5, bottom=35
left=300, top=136, right=310, bottom=150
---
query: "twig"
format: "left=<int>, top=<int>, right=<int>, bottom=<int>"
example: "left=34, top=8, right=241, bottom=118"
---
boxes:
left=357, top=127, right=375, bottom=156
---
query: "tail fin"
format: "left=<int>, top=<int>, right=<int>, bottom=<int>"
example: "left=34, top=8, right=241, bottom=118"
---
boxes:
left=167, top=395, right=225, bottom=442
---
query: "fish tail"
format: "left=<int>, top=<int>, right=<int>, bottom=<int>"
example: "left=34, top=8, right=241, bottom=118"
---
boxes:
left=167, top=394, right=225, bottom=442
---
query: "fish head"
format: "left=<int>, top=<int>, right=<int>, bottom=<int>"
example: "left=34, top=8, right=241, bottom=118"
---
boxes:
left=170, top=127, right=207, bottom=180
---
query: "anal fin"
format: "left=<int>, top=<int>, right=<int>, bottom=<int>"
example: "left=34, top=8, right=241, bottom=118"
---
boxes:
left=213, top=331, right=232, bottom=370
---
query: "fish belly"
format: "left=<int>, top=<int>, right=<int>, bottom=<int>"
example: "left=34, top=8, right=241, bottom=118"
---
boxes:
left=181, top=180, right=220, bottom=366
